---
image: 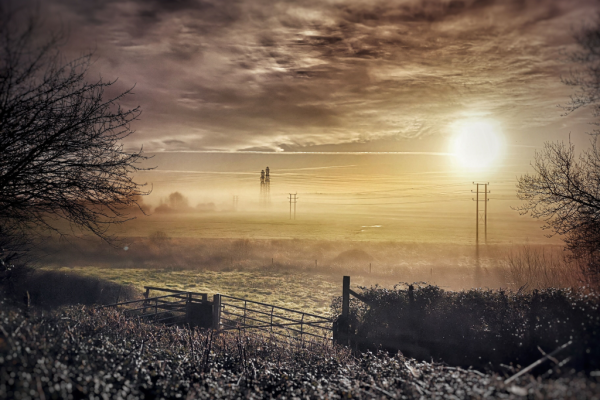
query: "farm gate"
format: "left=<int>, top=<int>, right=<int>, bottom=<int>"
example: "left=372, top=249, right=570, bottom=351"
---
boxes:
left=218, top=294, right=333, bottom=347
left=101, top=286, right=213, bottom=327
left=104, top=286, right=334, bottom=347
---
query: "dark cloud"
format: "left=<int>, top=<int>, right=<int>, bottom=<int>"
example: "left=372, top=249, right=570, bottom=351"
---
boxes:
left=29, top=0, right=600, bottom=151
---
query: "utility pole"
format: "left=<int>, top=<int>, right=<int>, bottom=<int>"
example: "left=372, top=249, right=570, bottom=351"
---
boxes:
left=233, top=195, right=239, bottom=211
left=472, top=182, right=490, bottom=245
left=485, top=183, right=488, bottom=243
left=288, top=193, right=298, bottom=220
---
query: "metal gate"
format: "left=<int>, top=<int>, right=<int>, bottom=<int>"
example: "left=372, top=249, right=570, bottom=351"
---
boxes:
left=103, top=287, right=334, bottom=347
left=218, top=295, right=333, bottom=347
left=101, top=287, right=211, bottom=327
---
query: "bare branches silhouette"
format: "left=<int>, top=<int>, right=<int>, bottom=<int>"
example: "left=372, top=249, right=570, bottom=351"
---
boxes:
left=518, top=18, right=600, bottom=286
left=0, top=8, right=150, bottom=259
left=517, top=141, right=600, bottom=285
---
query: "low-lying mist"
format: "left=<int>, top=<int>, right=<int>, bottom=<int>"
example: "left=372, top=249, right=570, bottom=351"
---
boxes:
left=32, top=235, right=582, bottom=292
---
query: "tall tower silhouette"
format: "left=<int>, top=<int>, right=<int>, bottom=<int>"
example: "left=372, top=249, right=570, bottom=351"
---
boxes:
left=260, top=169, right=265, bottom=206
left=265, top=166, right=271, bottom=205
left=259, top=168, right=271, bottom=206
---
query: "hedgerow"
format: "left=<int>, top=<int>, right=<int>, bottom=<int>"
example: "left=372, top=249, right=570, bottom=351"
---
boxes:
left=2, top=302, right=598, bottom=399
left=332, top=284, right=600, bottom=372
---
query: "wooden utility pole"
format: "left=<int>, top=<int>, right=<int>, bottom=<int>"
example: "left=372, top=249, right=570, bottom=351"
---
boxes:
left=288, top=193, right=297, bottom=219
left=472, top=182, right=490, bottom=244
left=485, top=183, right=488, bottom=243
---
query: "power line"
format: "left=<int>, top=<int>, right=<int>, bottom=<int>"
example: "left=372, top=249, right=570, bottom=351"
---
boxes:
left=298, top=198, right=471, bottom=206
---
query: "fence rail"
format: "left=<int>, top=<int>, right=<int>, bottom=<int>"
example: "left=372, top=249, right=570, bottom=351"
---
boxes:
left=101, top=287, right=211, bottom=327
left=100, top=294, right=189, bottom=325
left=219, top=295, right=333, bottom=347
left=102, top=287, right=335, bottom=347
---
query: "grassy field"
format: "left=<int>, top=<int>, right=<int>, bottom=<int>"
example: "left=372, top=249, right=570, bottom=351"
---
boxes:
left=33, top=209, right=578, bottom=317
left=106, top=210, right=558, bottom=245
left=36, top=236, right=581, bottom=317
left=44, top=266, right=341, bottom=316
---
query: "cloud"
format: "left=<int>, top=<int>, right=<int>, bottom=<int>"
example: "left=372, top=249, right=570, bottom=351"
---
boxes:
left=36, top=0, right=600, bottom=151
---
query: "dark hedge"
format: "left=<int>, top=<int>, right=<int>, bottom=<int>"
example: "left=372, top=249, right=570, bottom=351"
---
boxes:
left=1, top=303, right=598, bottom=399
left=332, top=284, right=600, bottom=373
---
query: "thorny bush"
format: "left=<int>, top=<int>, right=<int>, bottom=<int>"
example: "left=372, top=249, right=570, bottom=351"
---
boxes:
left=1, top=302, right=598, bottom=399
left=332, top=284, right=600, bottom=373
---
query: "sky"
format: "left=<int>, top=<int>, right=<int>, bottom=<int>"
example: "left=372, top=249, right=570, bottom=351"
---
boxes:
left=24, top=0, right=596, bottom=151
left=9, top=0, right=600, bottom=241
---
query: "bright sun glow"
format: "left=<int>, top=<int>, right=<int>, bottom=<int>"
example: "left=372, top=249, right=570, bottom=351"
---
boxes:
left=452, top=119, right=504, bottom=170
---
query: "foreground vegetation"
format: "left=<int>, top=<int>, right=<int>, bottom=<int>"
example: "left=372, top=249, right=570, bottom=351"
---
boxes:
left=336, top=284, right=600, bottom=373
left=1, top=303, right=598, bottom=399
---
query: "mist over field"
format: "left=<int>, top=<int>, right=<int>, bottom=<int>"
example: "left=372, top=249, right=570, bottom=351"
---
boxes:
left=39, top=211, right=566, bottom=292
left=39, top=150, right=567, bottom=300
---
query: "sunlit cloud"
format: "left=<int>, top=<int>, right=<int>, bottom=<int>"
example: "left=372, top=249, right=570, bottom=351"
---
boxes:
left=29, top=0, right=597, bottom=153
left=154, top=150, right=454, bottom=155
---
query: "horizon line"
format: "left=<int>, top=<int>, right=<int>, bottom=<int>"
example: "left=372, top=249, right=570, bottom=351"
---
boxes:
left=150, top=150, right=455, bottom=156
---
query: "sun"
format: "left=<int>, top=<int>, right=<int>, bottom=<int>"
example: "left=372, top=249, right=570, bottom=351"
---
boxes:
left=451, top=119, right=504, bottom=170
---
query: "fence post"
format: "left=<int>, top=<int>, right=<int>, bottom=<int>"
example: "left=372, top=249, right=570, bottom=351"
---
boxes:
left=143, top=287, right=150, bottom=314
left=335, top=276, right=351, bottom=345
left=213, top=294, right=221, bottom=330
left=342, top=276, right=350, bottom=319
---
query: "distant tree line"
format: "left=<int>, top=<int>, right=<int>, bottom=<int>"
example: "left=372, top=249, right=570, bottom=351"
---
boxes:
left=153, top=192, right=217, bottom=214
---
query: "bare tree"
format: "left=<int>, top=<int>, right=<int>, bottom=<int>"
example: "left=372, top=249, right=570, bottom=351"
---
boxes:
left=516, top=140, right=600, bottom=285
left=516, top=18, right=600, bottom=286
left=0, top=9, right=149, bottom=260
left=562, top=19, right=600, bottom=119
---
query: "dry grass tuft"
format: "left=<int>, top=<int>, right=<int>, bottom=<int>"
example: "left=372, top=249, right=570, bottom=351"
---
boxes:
left=501, top=245, right=583, bottom=291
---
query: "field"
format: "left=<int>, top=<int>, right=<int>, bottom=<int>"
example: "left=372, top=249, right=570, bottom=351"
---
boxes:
left=5, top=205, right=597, bottom=399
left=33, top=211, right=579, bottom=317
left=108, top=210, right=556, bottom=244
left=45, top=266, right=339, bottom=315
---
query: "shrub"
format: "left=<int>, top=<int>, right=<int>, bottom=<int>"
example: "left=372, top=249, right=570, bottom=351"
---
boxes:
left=1, top=304, right=596, bottom=399
left=333, top=284, right=600, bottom=372
left=0, top=266, right=139, bottom=309
left=503, top=245, right=583, bottom=290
